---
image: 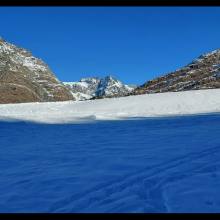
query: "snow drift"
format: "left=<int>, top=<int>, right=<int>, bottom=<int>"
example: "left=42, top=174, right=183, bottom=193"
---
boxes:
left=0, top=89, right=220, bottom=123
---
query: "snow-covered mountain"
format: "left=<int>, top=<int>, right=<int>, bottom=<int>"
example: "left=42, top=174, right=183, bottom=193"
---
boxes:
left=0, top=37, right=135, bottom=104
left=63, top=77, right=100, bottom=101
left=3, top=37, right=220, bottom=104
left=0, top=38, right=74, bottom=103
left=132, top=49, right=220, bottom=95
left=64, top=76, right=136, bottom=101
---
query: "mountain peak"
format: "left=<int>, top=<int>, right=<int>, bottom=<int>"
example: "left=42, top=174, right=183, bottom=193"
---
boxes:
left=104, top=75, right=115, bottom=80
left=64, top=76, right=136, bottom=101
left=0, top=38, right=74, bottom=103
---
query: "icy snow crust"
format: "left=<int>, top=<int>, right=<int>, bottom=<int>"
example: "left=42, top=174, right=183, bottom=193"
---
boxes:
left=0, top=89, right=220, bottom=124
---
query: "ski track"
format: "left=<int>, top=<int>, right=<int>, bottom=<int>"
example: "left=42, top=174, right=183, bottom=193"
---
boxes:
left=49, top=144, right=220, bottom=213
left=1, top=114, right=220, bottom=213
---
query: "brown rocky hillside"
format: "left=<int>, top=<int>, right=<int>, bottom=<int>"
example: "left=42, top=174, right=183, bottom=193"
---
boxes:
left=132, top=49, right=220, bottom=95
left=0, top=38, right=74, bottom=104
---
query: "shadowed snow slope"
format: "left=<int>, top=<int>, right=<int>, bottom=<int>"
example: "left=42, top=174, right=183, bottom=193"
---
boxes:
left=1, top=114, right=220, bottom=212
left=0, top=88, right=220, bottom=123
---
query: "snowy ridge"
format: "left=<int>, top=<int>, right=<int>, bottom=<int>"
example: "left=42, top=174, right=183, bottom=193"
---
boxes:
left=63, top=77, right=100, bottom=101
left=0, top=88, right=220, bottom=123
left=0, top=39, right=47, bottom=73
left=64, top=76, right=136, bottom=101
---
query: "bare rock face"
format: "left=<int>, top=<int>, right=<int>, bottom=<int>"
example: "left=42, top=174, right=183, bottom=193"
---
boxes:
left=0, top=38, right=74, bottom=104
left=132, top=49, right=220, bottom=95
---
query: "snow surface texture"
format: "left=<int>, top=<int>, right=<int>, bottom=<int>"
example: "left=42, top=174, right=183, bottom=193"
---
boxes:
left=1, top=114, right=220, bottom=212
left=0, top=89, right=220, bottom=124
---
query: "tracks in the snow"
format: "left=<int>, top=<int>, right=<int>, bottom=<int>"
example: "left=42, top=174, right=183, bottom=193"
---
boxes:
left=49, top=144, right=220, bottom=213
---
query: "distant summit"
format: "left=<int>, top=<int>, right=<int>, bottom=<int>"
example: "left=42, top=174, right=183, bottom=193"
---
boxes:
left=0, top=38, right=136, bottom=104
left=64, top=76, right=136, bottom=101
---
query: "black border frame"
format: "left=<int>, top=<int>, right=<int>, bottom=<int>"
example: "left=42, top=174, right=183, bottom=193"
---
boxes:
left=1, top=3, right=220, bottom=219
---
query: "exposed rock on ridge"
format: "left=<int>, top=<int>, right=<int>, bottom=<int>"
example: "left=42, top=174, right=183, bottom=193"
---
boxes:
left=132, top=49, right=220, bottom=95
left=0, top=38, right=74, bottom=104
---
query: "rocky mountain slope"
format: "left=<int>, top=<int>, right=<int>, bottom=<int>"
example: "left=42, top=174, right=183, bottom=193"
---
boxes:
left=2, top=37, right=220, bottom=104
left=132, top=49, right=220, bottom=95
left=0, top=38, right=74, bottom=104
left=64, top=76, right=136, bottom=101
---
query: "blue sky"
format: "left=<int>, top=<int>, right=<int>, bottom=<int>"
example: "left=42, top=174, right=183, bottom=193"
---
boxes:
left=0, top=6, right=220, bottom=85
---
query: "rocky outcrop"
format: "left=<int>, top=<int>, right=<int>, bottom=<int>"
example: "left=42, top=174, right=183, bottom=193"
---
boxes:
left=132, top=49, right=220, bottom=95
left=0, top=38, right=74, bottom=104
left=64, top=76, right=136, bottom=101
left=95, top=76, right=136, bottom=98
